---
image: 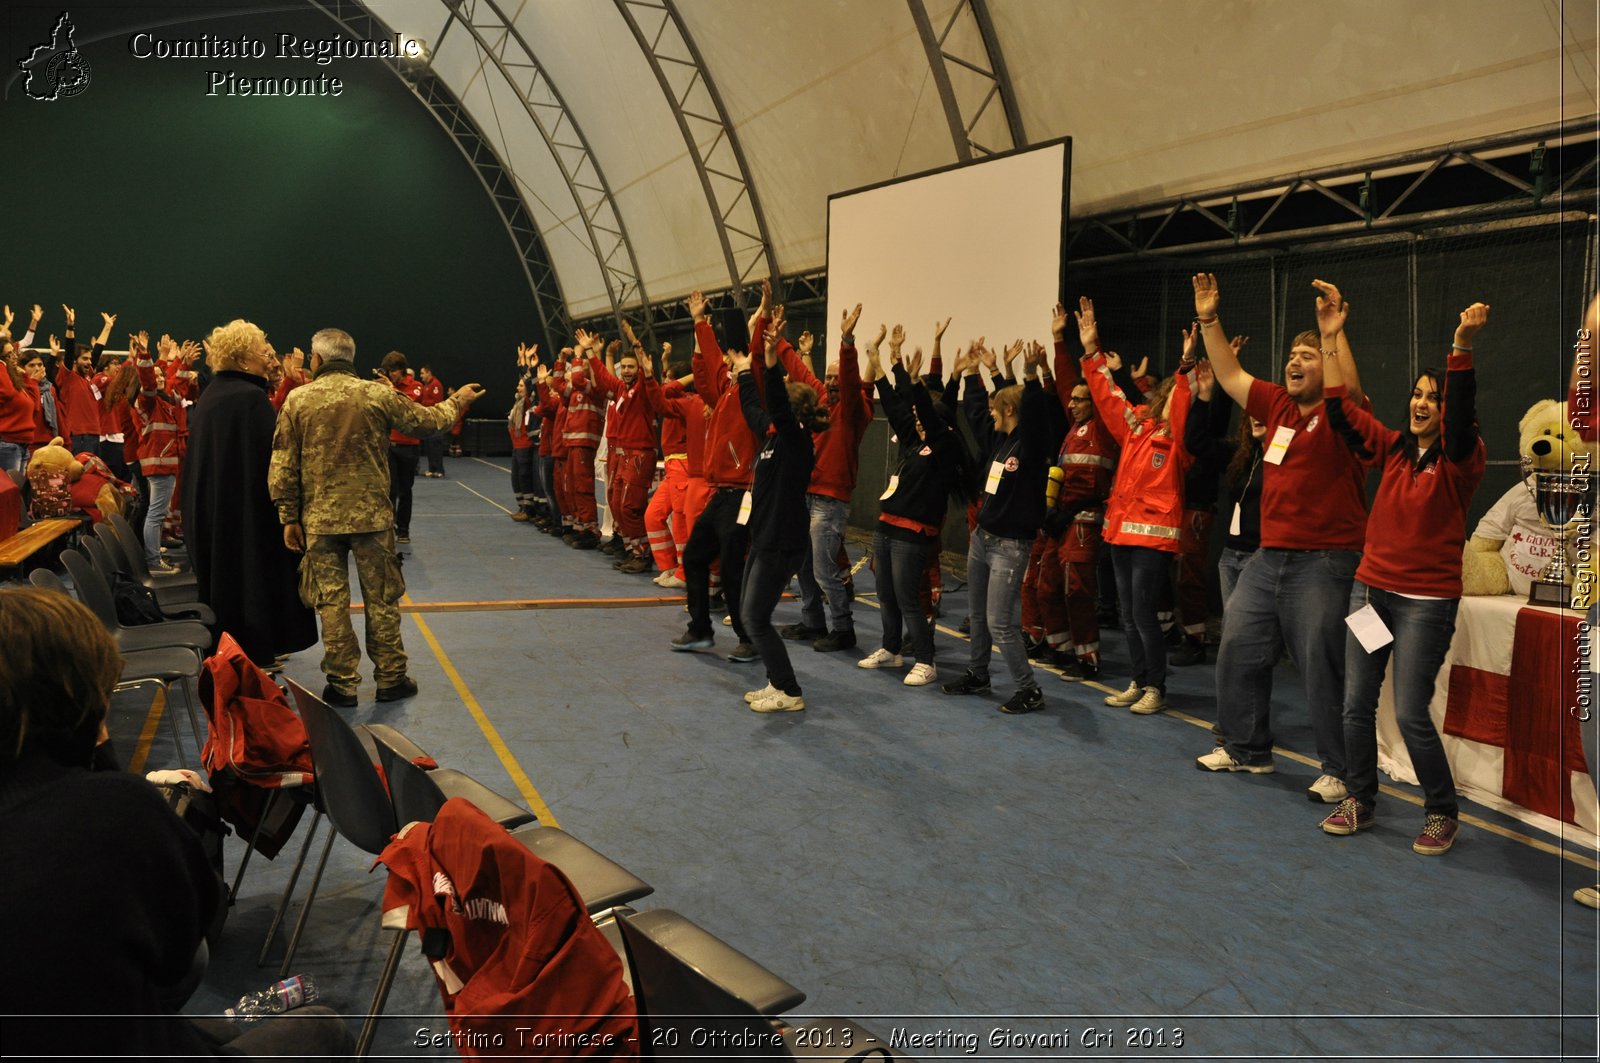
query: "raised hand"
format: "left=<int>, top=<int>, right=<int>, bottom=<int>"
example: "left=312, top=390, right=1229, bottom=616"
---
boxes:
left=573, top=328, right=595, bottom=351
left=29, top=304, right=42, bottom=326
left=2, top=306, right=11, bottom=330
left=840, top=302, right=862, bottom=338
left=455, top=383, right=487, bottom=405
left=1132, top=356, right=1149, bottom=378
left=907, top=347, right=924, bottom=382
left=607, top=338, right=623, bottom=359
left=536, top=362, right=550, bottom=383
left=1051, top=302, right=1069, bottom=340
left=61, top=304, right=75, bottom=327
left=1192, top=273, right=1220, bottom=319
left=934, top=317, right=951, bottom=342
left=688, top=290, right=707, bottom=322
left=1194, top=358, right=1216, bottom=400
left=1230, top=334, right=1249, bottom=354
left=974, top=339, right=997, bottom=373
left=1180, top=322, right=1199, bottom=366
left=101, top=311, right=117, bottom=329
left=1003, top=338, right=1024, bottom=363
left=797, top=330, right=815, bottom=357
left=889, top=323, right=905, bottom=352
left=1102, top=350, right=1123, bottom=372
left=1023, top=341, right=1046, bottom=372
left=621, top=318, right=638, bottom=344
left=47, top=334, right=61, bottom=356
left=1312, top=279, right=1348, bottom=338
left=770, top=303, right=786, bottom=338
left=758, top=277, right=773, bottom=319
left=1455, top=302, right=1490, bottom=347
left=868, top=323, right=886, bottom=352
left=661, top=341, right=672, bottom=360
left=1075, top=296, right=1100, bottom=353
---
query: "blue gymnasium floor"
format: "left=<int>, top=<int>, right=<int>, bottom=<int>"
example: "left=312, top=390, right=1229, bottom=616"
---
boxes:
left=104, top=456, right=1598, bottom=1061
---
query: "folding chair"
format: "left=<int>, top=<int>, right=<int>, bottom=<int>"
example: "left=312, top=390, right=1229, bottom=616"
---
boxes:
left=108, top=511, right=198, bottom=598
left=90, top=524, right=214, bottom=622
left=29, top=566, right=204, bottom=761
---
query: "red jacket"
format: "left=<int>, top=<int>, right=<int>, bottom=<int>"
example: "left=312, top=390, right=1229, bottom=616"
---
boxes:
left=378, top=799, right=638, bottom=1058
left=0, top=368, right=35, bottom=443
left=661, top=380, right=708, bottom=476
left=420, top=377, right=445, bottom=407
left=389, top=376, right=426, bottom=445
left=54, top=362, right=101, bottom=438
left=559, top=363, right=604, bottom=450
left=808, top=340, right=870, bottom=502
left=133, top=354, right=185, bottom=475
left=1050, top=340, right=1116, bottom=518
left=1085, top=353, right=1192, bottom=552
left=535, top=375, right=563, bottom=457
left=588, top=356, right=663, bottom=453
left=694, top=321, right=758, bottom=488
left=272, top=373, right=307, bottom=412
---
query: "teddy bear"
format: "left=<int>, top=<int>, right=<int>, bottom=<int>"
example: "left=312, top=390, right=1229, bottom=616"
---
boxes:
left=1463, top=399, right=1597, bottom=604
left=24, top=437, right=131, bottom=524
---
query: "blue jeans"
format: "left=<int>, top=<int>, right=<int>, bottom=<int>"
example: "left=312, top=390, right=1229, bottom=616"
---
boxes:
left=796, top=494, right=853, bottom=633
left=0, top=440, right=23, bottom=473
left=1111, top=543, right=1171, bottom=692
left=966, top=528, right=1035, bottom=692
left=1342, top=582, right=1459, bottom=814
left=741, top=545, right=808, bottom=695
left=143, top=473, right=176, bottom=565
left=873, top=527, right=936, bottom=664
left=1215, top=547, right=1358, bottom=772
left=1217, top=546, right=1255, bottom=610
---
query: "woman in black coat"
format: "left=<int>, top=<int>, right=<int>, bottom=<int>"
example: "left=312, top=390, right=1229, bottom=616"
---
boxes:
left=182, top=320, right=316, bottom=666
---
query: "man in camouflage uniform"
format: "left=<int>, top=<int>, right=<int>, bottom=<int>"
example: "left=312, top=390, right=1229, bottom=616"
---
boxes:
left=269, top=327, right=484, bottom=706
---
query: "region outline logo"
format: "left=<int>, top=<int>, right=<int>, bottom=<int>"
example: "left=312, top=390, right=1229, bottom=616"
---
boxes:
left=18, top=11, right=91, bottom=101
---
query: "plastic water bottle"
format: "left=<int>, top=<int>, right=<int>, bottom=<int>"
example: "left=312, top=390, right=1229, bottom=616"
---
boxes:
left=226, top=973, right=319, bottom=1021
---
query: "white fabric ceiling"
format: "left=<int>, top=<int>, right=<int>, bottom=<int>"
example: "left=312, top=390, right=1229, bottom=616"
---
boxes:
left=363, top=0, right=1598, bottom=321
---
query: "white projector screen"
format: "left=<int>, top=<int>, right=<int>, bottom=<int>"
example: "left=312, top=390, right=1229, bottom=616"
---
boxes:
left=824, top=139, right=1070, bottom=383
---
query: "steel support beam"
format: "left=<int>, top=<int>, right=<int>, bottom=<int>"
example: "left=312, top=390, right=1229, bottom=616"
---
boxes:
left=446, top=0, right=655, bottom=344
left=613, top=0, right=779, bottom=307
left=906, top=0, right=1026, bottom=160
left=310, top=0, right=571, bottom=342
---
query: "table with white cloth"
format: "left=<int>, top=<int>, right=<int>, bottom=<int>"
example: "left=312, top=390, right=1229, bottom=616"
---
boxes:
left=1377, top=594, right=1597, bottom=849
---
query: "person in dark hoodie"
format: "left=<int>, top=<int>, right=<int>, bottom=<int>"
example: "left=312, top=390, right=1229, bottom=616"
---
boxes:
left=943, top=331, right=1064, bottom=714
left=736, top=313, right=828, bottom=713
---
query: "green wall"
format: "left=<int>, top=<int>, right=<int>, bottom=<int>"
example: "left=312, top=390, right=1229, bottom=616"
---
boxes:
left=1, top=1, right=543, bottom=395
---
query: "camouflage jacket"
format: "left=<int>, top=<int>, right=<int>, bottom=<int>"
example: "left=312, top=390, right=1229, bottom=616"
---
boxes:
left=269, top=362, right=468, bottom=534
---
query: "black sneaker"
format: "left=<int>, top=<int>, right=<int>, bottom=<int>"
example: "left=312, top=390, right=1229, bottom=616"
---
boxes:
left=998, top=685, right=1045, bottom=715
left=600, top=537, right=624, bottom=556
left=321, top=683, right=358, bottom=708
left=957, top=615, right=971, bottom=635
left=562, top=530, right=580, bottom=544
left=574, top=532, right=600, bottom=550
left=376, top=676, right=419, bottom=702
left=941, top=670, right=991, bottom=696
left=1025, top=638, right=1051, bottom=661
left=1055, top=656, right=1098, bottom=682
left=813, top=630, right=857, bottom=652
left=708, top=593, right=727, bottom=612
left=1169, top=636, right=1206, bottom=667
left=726, top=642, right=759, bottom=663
left=779, top=623, right=826, bottom=641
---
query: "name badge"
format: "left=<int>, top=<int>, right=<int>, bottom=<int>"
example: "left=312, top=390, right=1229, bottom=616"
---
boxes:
left=1229, top=503, right=1242, bottom=537
left=880, top=475, right=900, bottom=501
left=1264, top=425, right=1294, bottom=465
left=736, top=490, right=753, bottom=526
left=1345, top=603, right=1394, bottom=653
left=985, top=460, right=1004, bottom=495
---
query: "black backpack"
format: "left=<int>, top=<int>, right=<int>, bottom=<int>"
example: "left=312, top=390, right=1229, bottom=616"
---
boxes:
left=111, top=572, right=165, bottom=625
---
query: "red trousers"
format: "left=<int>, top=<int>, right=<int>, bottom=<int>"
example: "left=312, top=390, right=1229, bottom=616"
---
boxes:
left=1175, top=508, right=1213, bottom=636
left=606, top=447, right=654, bottom=554
left=552, top=455, right=572, bottom=528
left=566, top=445, right=598, bottom=531
left=646, top=458, right=690, bottom=572
left=1036, top=521, right=1102, bottom=664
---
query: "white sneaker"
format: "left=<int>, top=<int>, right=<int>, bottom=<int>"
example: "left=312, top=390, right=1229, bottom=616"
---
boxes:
left=857, top=648, right=904, bottom=670
left=1306, top=774, right=1349, bottom=804
left=1129, top=686, right=1166, bottom=715
left=1574, top=885, right=1600, bottom=909
left=657, top=573, right=686, bottom=588
left=721, top=613, right=732, bottom=626
left=743, top=683, right=779, bottom=704
left=1103, top=681, right=1141, bottom=707
left=750, top=690, right=805, bottom=713
left=903, top=662, right=939, bottom=686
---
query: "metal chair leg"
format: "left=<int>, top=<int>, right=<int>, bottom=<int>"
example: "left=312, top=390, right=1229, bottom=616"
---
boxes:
left=229, top=789, right=277, bottom=905
left=275, top=824, right=335, bottom=978
left=161, top=683, right=186, bottom=764
left=354, top=928, right=408, bottom=1057
left=178, top=674, right=206, bottom=762
left=259, top=809, right=322, bottom=966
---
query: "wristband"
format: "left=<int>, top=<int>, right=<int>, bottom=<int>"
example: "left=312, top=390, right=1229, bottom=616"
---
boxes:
left=1452, top=343, right=1471, bottom=352
left=1196, top=315, right=1217, bottom=324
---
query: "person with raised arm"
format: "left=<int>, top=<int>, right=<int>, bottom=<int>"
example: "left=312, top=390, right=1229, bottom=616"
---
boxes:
left=535, top=353, right=569, bottom=537
left=1185, top=335, right=1261, bottom=608
left=859, top=323, right=974, bottom=686
left=780, top=308, right=874, bottom=654
left=1078, top=298, right=1194, bottom=716
left=55, top=308, right=111, bottom=456
left=589, top=322, right=665, bottom=573
left=1191, top=274, right=1372, bottom=801
left=508, top=345, right=539, bottom=521
left=1316, top=303, right=1489, bottom=855
left=942, top=335, right=1060, bottom=715
left=645, top=346, right=701, bottom=587
left=561, top=330, right=607, bottom=550
left=735, top=316, right=824, bottom=712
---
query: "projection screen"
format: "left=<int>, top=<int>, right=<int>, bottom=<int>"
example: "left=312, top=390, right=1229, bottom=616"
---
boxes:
left=824, top=138, right=1071, bottom=383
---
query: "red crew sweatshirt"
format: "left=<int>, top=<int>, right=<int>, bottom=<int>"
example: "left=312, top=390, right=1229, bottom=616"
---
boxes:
left=1245, top=378, right=1376, bottom=552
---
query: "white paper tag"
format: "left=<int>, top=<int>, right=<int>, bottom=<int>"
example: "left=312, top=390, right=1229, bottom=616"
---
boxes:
left=1228, top=503, right=1242, bottom=537
left=736, top=489, right=752, bottom=526
left=985, top=460, right=1004, bottom=495
left=1264, top=425, right=1294, bottom=465
left=879, top=475, right=900, bottom=501
left=1345, top=603, right=1394, bottom=653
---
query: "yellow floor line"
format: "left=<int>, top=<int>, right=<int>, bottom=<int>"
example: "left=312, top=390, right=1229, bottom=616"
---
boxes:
left=866, top=592, right=1600, bottom=869
left=126, top=689, right=166, bottom=775
left=355, top=595, right=689, bottom=613
left=404, top=594, right=558, bottom=828
left=470, top=456, right=512, bottom=474
left=454, top=480, right=514, bottom=515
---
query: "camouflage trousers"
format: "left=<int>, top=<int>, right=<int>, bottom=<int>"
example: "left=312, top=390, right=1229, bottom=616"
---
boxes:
left=303, top=530, right=408, bottom=692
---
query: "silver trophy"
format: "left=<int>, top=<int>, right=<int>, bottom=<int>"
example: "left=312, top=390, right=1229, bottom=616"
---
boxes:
left=1522, top=455, right=1594, bottom=606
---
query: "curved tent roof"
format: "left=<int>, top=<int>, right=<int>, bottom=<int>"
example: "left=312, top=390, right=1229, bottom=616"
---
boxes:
left=363, top=0, right=1595, bottom=321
